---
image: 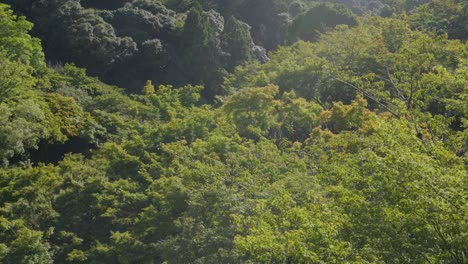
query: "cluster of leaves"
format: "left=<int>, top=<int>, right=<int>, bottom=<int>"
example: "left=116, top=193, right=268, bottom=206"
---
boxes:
left=227, top=15, right=467, bottom=154
left=409, top=0, right=468, bottom=40
left=0, top=2, right=467, bottom=264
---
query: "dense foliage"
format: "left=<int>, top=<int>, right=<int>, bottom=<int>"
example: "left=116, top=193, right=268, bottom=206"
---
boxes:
left=0, top=1, right=466, bottom=263
left=4, top=0, right=433, bottom=99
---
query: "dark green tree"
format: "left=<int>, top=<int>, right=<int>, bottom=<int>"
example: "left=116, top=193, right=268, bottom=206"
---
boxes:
left=288, top=3, right=357, bottom=43
left=177, top=3, right=226, bottom=100
left=222, top=16, right=254, bottom=71
left=237, top=0, right=290, bottom=50
left=288, top=1, right=305, bottom=17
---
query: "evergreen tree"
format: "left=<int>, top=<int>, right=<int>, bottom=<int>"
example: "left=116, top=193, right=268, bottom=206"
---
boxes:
left=222, top=16, right=254, bottom=71
left=179, top=3, right=225, bottom=100
left=288, top=3, right=357, bottom=43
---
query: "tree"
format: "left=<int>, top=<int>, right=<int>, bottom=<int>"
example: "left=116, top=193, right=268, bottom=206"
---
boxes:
left=0, top=50, right=34, bottom=102
left=177, top=3, right=226, bottom=100
left=0, top=3, right=45, bottom=69
left=55, top=3, right=137, bottom=75
left=222, top=16, right=254, bottom=71
left=102, top=1, right=178, bottom=43
left=223, top=85, right=280, bottom=140
left=142, top=80, right=155, bottom=95
left=409, top=0, right=467, bottom=40
left=237, top=0, right=290, bottom=50
left=288, top=3, right=357, bottom=43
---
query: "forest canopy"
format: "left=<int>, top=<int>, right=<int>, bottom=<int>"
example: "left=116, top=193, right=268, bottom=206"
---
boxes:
left=0, top=0, right=467, bottom=263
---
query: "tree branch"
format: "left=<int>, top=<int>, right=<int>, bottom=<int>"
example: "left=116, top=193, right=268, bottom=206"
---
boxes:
left=331, top=77, right=401, bottom=119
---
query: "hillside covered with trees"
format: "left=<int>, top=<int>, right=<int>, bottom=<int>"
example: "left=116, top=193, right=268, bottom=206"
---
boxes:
left=0, top=0, right=467, bottom=263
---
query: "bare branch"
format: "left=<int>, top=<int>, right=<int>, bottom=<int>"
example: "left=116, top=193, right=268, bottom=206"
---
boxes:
left=385, top=66, right=406, bottom=101
left=331, top=77, right=401, bottom=119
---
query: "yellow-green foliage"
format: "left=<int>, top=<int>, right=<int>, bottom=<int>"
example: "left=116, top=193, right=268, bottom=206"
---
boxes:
left=45, top=93, right=92, bottom=138
left=142, top=80, right=155, bottom=95
left=0, top=3, right=466, bottom=264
